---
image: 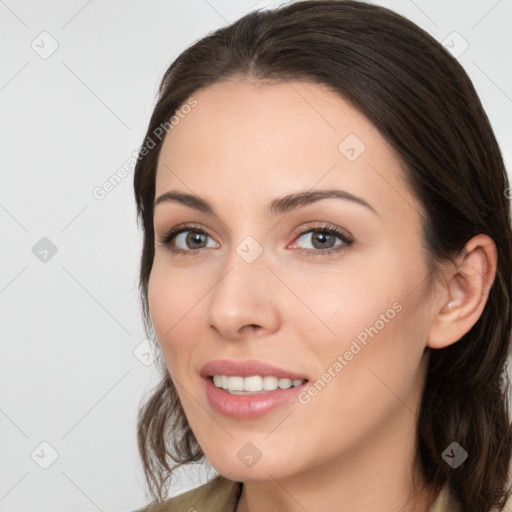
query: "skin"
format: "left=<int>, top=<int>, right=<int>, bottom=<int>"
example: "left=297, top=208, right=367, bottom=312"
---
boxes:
left=148, top=79, right=497, bottom=512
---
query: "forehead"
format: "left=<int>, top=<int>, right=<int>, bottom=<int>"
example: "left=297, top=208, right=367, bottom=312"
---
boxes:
left=159, top=79, right=378, bottom=166
left=155, top=79, right=419, bottom=222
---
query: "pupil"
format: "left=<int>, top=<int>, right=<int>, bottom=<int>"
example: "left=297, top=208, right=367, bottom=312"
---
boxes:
left=313, top=232, right=334, bottom=249
left=188, top=232, right=205, bottom=248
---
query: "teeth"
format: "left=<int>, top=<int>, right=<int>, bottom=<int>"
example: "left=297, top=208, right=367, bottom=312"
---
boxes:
left=278, top=378, right=292, bottom=389
left=263, top=375, right=278, bottom=391
left=212, top=375, right=306, bottom=394
left=244, top=375, right=263, bottom=392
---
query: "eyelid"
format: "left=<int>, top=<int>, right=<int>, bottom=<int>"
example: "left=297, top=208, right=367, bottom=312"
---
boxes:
left=290, top=222, right=353, bottom=244
left=157, top=222, right=218, bottom=248
left=287, top=222, right=354, bottom=254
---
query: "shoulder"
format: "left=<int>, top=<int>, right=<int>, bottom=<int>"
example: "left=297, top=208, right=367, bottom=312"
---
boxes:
left=137, top=475, right=243, bottom=512
left=136, top=479, right=458, bottom=512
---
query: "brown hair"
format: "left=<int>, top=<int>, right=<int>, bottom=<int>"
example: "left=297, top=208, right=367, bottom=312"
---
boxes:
left=133, top=1, right=512, bottom=510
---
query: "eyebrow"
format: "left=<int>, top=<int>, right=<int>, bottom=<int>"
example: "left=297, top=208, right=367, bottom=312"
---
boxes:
left=153, top=189, right=378, bottom=216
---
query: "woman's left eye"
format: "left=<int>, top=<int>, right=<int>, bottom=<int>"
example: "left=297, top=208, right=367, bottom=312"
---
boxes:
left=291, top=226, right=353, bottom=255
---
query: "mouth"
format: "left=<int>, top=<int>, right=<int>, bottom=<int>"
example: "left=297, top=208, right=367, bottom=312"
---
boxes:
left=210, top=374, right=308, bottom=395
left=200, top=359, right=310, bottom=418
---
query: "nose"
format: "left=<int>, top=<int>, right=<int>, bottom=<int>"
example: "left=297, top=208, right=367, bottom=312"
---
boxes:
left=203, top=251, right=281, bottom=340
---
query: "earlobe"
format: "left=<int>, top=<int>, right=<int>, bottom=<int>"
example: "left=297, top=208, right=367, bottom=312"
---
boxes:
left=427, top=234, right=497, bottom=350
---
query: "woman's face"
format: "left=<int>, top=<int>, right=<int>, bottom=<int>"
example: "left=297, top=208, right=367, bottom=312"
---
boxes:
left=148, top=79, right=438, bottom=482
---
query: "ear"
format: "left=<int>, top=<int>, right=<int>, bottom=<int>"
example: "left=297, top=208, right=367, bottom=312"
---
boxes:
left=427, top=234, right=497, bottom=349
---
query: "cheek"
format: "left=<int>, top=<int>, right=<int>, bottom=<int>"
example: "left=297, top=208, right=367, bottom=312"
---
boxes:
left=298, top=252, right=405, bottom=347
left=147, top=262, right=205, bottom=375
left=301, top=248, right=430, bottom=396
left=322, top=273, right=430, bottom=410
left=318, top=241, right=428, bottom=337
left=297, top=304, right=429, bottom=457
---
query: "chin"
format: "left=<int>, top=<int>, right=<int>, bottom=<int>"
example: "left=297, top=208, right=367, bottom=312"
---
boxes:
left=206, top=449, right=302, bottom=482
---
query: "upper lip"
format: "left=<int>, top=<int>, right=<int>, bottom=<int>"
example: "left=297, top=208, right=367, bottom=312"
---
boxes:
left=200, top=359, right=310, bottom=381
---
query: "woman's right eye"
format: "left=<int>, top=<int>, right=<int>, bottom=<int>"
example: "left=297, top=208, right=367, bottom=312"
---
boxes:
left=157, top=226, right=219, bottom=256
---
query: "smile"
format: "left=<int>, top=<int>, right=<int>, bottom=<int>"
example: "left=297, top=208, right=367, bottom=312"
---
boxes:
left=212, top=375, right=306, bottom=394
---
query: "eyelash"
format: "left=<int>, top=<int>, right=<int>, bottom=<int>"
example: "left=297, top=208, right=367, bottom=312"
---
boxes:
left=157, top=223, right=354, bottom=258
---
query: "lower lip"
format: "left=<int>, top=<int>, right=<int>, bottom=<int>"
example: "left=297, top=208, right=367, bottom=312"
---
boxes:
left=203, top=377, right=309, bottom=419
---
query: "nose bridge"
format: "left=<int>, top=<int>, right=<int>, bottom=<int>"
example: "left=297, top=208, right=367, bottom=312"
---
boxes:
left=204, top=238, right=280, bottom=337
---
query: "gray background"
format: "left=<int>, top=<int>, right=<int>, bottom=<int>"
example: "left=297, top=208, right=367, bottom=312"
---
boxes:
left=1, top=0, right=511, bottom=511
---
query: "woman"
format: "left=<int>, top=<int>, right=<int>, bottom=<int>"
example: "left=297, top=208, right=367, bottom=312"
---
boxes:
left=133, top=1, right=512, bottom=511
